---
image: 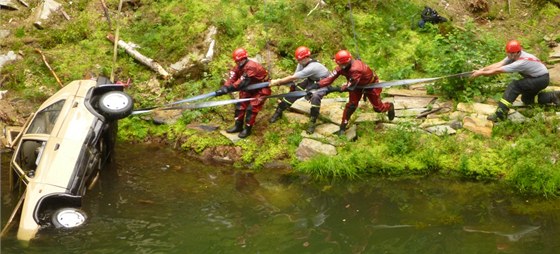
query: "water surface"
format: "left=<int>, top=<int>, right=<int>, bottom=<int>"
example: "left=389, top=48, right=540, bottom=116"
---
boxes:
left=2, top=143, right=559, bottom=253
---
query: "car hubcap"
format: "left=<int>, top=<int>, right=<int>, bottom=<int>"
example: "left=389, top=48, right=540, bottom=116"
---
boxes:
left=55, top=209, right=86, bottom=228
left=102, top=93, right=130, bottom=110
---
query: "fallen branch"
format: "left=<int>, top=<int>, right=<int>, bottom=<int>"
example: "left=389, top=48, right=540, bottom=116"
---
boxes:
left=106, top=33, right=171, bottom=79
left=100, top=0, right=112, bottom=28
left=307, top=0, right=325, bottom=17
left=34, top=48, right=63, bottom=87
left=416, top=107, right=443, bottom=119
left=18, top=0, right=29, bottom=7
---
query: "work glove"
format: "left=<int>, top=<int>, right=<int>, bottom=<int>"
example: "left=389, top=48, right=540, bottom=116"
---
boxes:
left=215, top=85, right=230, bottom=96
left=327, top=86, right=342, bottom=93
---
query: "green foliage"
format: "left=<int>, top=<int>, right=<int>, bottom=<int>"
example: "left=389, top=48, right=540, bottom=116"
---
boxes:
left=422, top=22, right=502, bottom=101
left=117, top=117, right=151, bottom=141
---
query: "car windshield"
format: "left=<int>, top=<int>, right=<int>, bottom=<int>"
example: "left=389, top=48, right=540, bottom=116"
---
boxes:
left=26, top=100, right=65, bottom=135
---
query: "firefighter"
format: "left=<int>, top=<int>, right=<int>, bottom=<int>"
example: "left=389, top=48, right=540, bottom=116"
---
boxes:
left=215, top=48, right=271, bottom=138
left=268, top=46, right=330, bottom=134
left=318, top=50, right=395, bottom=136
left=471, top=40, right=560, bottom=122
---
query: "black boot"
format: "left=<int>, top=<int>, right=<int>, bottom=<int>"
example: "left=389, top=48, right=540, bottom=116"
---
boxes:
left=269, top=108, right=283, bottom=123
left=487, top=110, right=506, bottom=123
left=306, top=117, right=317, bottom=134
left=337, top=123, right=347, bottom=136
left=238, top=125, right=252, bottom=138
left=553, top=91, right=560, bottom=106
left=307, top=107, right=320, bottom=134
left=387, top=103, right=395, bottom=121
left=226, top=120, right=243, bottom=133
left=269, top=102, right=288, bottom=123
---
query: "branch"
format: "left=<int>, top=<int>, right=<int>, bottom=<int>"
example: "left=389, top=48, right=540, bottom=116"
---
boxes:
left=106, top=33, right=171, bottom=79
left=100, top=0, right=112, bottom=28
left=34, top=48, right=63, bottom=87
left=307, top=0, right=326, bottom=17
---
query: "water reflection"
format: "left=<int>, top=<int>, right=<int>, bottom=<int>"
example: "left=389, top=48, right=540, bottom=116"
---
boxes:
left=2, top=143, right=560, bottom=253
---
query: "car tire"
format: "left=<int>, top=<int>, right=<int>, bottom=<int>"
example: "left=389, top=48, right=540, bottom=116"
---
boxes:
left=52, top=208, right=87, bottom=228
left=98, top=91, right=133, bottom=120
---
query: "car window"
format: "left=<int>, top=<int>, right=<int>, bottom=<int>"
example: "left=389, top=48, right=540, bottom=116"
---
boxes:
left=26, top=100, right=65, bottom=135
left=14, top=140, right=46, bottom=177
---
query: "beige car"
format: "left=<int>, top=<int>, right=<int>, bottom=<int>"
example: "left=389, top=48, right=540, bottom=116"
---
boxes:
left=2, top=78, right=133, bottom=242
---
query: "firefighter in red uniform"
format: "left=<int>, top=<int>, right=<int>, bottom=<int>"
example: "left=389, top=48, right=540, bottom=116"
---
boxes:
left=215, top=48, right=271, bottom=138
left=319, top=50, right=395, bottom=136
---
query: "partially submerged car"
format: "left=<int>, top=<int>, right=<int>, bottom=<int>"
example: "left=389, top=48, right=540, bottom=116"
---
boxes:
left=2, top=78, right=133, bottom=241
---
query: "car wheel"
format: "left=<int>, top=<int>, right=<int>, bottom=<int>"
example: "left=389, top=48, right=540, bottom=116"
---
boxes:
left=98, top=91, right=133, bottom=120
left=52, top=208, right=87, bottom=228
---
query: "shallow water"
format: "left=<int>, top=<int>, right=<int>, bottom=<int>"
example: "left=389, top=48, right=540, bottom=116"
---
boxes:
left=2, top=143, right=559, bottom=253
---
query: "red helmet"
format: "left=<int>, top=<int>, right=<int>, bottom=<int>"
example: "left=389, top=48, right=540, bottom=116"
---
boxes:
left=232, top=48, right=248, bottom=62
left=294, top=46, right=311, bottom=61
left=335, top=50, right=352, bottom=65
left=505, top=40, right=522, bottom=53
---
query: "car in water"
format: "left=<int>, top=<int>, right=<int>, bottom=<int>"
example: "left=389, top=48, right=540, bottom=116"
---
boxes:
left=2, top=78, right=133, bottom=242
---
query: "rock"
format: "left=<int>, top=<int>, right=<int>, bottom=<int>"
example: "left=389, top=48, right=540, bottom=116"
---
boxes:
left=220, top=130, right=243, bottom=143
left=0, top=51, right=18, bottom=70
left=508, top=111, right=527, bottom=123
left=549, top=64, right=560, bottom=85
left=550, top=45, right=560, bottom=58
left=284, top=111, right=308, bottom=124
left=0, top=30, right=10, bottom=39
left=462, top=116, right=493, bottom=137
left=0, top=90, right=7, bottom=100
left=344, top=124, right=357, bottom=141
left=148, top=109, right=182, bottom=125
left=355, top=112, right=378, bottom=123
left=449, top=120, right=463, bottom=130
left=419, top=118, right=448, bottom=128
left=0, top=0, right=18, bottom=10
left=315, top=123, right=339, bottom=136
left=201, top=145, right=242, bottom=163
left=396, top=108, right=429, bottom=117
left=426, top=125, right=456, bottom=136
left=296, top=138, right=337, bottom=161
left=34, top=0, right=63, bottom=29
left=384, top=88, right=437, bottom=98
left=457, top=102, right=497, bottom=115
left=449, top=111, right=467, bottom=121
left=187, top=124, right=219, bottom=132
left=393, top=96, right=436, bottom=109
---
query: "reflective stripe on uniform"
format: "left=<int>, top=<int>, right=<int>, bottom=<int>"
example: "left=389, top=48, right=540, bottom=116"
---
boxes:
left=499, top=98, right=512, bottom=108
left=282, top=97, right=294, bottom=105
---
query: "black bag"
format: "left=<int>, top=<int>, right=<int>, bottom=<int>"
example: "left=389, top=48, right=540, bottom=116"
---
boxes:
left=421, top=6, right=447, bottom=23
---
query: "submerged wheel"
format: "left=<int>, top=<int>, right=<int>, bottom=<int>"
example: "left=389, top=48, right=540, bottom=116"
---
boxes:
left=52, top=208, right=87, bottom=228
left=98, top=91, right=133, bottom=120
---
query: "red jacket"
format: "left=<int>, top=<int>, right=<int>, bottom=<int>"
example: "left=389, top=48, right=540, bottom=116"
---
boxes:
left=225, top=60, right=269, bottom=89
left=319, top=60, right=378, bottom=88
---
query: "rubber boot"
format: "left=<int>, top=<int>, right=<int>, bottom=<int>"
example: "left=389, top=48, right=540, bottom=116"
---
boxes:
left=337, top=123, right=347, bottom=136
left=307, top=107, right=320, bottom=134
left=306, top=117, right=317, bottom=134
left=269, top=102, right=288, bottom=123
left=553, top=91, right=560, bottom=106
left=238, top=125, right=252, bottom=138
left=226, top=120, right=243, bottom=133
left=387, top=103, right=395, bottom=121
left=487, top=109, right=506, bottom=123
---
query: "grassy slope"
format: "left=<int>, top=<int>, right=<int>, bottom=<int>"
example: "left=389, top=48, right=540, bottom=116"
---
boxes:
left=1, top=0, right=559, bottom=196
